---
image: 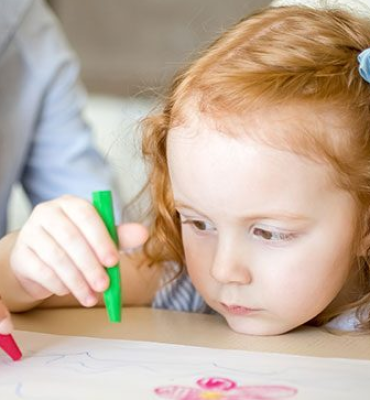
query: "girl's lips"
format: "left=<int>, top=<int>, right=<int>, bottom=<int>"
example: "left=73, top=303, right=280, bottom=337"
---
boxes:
left=221, top=303, right=260, bottom=316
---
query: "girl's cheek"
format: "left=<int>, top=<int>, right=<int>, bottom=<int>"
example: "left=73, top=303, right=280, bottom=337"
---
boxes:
left=183, top=236, right=213, bottom=276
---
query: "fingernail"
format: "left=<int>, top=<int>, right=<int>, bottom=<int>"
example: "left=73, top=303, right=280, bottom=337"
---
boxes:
left=84, top=295, right=97, bottom=308
left=0, top=318, right=13, bottom=335
left=104, top=253, right=118, bottom=266
left=94, top=277, right=108, bottom=292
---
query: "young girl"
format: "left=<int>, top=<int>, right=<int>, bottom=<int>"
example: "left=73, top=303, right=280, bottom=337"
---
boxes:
left=1, top=4, right=370, bottom=335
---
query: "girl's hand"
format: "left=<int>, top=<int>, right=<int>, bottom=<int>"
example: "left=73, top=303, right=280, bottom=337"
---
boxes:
left=0, top=297, right=13, bottom=334
left=10, top=195, right=148, bottom=308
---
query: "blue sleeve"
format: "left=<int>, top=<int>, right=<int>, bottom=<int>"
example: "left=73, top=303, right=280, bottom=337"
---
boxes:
left=18, top=1, right=120, bottom=208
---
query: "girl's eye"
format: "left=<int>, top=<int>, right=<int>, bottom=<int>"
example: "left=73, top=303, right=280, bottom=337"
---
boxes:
left=192, top=220, right=214, bottom=231
left=252, top=227, right=295, bottom=242
left=179, top=216, right=216, bottom=232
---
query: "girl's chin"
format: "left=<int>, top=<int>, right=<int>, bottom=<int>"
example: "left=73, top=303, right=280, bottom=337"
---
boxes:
left=223, top=315, right=294, bottom=336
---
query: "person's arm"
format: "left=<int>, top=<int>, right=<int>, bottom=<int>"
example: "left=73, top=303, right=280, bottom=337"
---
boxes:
left=0, top=196, right=161, bottom=312
left=19, top=0, right=120, bottom=209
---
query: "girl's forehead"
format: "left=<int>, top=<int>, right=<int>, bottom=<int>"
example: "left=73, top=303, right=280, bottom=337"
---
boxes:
left=168, top=101, right=350, bottom=161
left=167, top=112, right=356, bottom=223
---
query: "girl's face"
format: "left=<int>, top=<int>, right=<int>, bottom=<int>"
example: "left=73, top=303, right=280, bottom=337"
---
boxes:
left=167, top=112, right=359, bottom=335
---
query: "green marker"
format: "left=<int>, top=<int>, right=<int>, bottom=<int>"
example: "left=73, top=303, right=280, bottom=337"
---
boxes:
left=92, top=190, right=122, bottom=323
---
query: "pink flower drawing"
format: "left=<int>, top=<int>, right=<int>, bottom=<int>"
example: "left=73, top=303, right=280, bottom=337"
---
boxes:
left=154, top=377, right=297, bottom=400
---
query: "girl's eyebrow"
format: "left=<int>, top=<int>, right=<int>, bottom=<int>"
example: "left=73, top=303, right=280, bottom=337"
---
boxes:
left=174, top=201, right=210, bottom=219
left=175, top=200, right=312, bottom=223
left=240, top=212, right=313, bottom=223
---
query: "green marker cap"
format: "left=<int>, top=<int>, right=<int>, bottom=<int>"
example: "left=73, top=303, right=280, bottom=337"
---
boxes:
left=92, top=190, right=122, bottom=323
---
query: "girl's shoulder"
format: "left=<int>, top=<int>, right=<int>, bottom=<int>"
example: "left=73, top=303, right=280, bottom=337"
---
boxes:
left=324, top=308, right=365, bottom=332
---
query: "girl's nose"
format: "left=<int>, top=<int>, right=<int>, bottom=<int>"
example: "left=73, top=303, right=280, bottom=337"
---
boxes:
left=210, top=241, right=252, bottom=285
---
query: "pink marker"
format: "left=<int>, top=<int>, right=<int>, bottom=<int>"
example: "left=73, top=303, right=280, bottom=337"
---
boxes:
left=0, top=334, right=22, bottom=361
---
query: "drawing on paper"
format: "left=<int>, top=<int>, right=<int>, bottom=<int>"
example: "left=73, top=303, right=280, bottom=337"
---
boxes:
left=154, top=377, right=298, bottom=399
left=1, top=331, right=370, bottom=400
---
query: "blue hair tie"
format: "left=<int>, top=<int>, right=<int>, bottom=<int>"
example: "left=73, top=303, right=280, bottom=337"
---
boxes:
left=358, top=48, right=370, bottom=83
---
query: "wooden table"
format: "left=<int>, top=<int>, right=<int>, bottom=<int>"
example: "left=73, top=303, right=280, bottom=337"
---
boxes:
left=11, top=307, right=370, bottom=360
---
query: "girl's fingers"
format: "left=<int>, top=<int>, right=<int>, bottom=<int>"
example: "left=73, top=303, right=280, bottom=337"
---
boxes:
left=12, top=245, right=69, bottom=298
left=40, top=206, right=109, bottom=293
left=0, top=300, right=13, bottom=334
left=0, top=317, right=13, bottom=335
left=117, top=223, right=149, bottom=251
left=11, top=195, right=124, bottom=307
left=18, top=228, right=97, bottom=307
left=17, top=276, right=59, bottom=300
left=58, top=197, right=119, bottom=267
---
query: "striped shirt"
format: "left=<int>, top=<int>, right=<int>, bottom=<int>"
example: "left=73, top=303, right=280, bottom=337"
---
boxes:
left=152, top=264, right=212, bottom=314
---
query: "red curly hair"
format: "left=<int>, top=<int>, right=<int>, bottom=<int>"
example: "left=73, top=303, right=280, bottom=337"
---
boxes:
left=141, top=5, right=370, bottom=332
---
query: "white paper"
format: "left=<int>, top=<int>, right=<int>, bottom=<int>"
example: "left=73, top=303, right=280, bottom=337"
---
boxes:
left=0, top=330, right=369, bottom=399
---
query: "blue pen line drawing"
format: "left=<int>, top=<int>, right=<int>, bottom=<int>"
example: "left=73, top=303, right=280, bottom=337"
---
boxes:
left=0, top=331, right=370, bottom=400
